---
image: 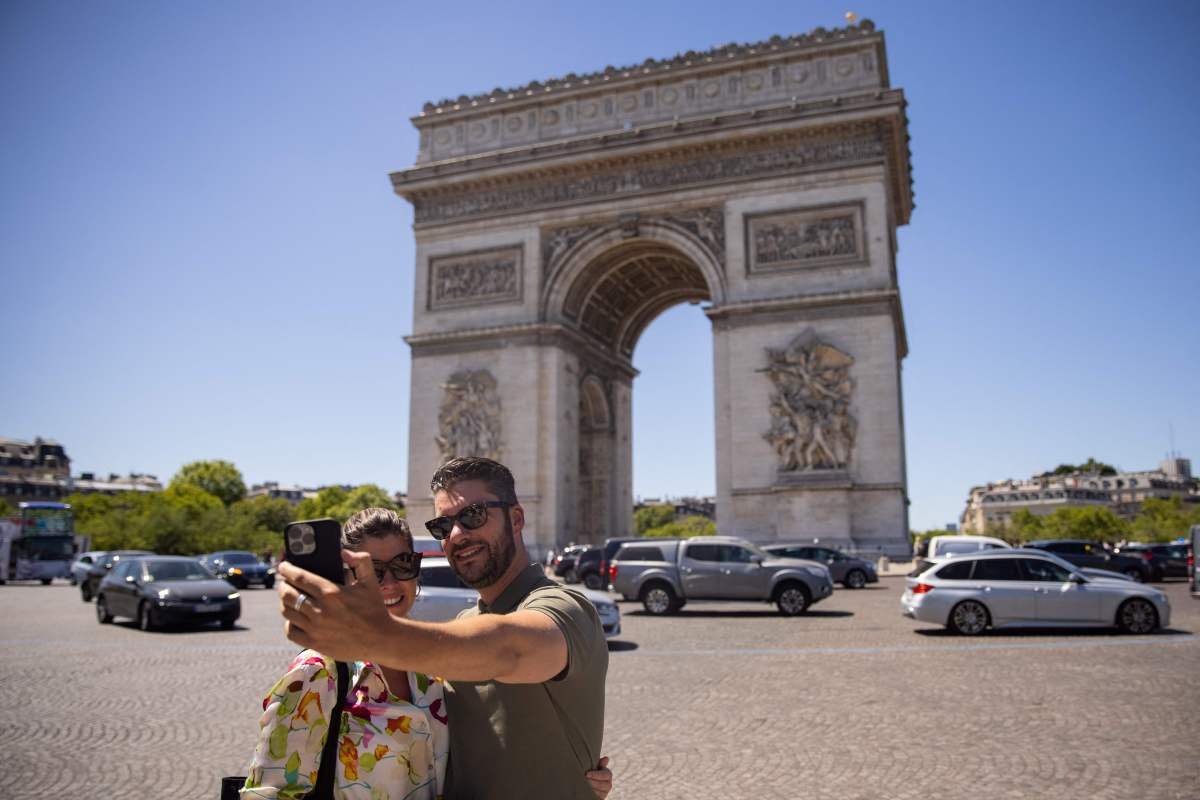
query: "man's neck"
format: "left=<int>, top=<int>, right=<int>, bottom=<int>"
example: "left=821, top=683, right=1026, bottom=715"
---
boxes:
left=477, top=552, right=532, bottom=606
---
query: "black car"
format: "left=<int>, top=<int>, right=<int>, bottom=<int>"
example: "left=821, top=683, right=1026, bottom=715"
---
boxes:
left=1113, top=543, right=1191, bottom=581
left=552, top=545, right=592, bottom=582
left=1025, top=540, right=1152, bottom=581
left=572, top=548, right=606, bottom=589
left=95, top=556, right=241, bottom=631
left=199, top=550, right=275, bottom=589
left=80, top=550, right=154, bottom=602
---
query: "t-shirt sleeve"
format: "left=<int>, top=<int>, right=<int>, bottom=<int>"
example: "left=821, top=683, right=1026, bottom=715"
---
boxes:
left=240, top=650, right=340, bottom=799
left=521, top=587, right=604, bottom=682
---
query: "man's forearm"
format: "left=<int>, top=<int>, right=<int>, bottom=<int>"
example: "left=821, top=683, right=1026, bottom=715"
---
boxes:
left=368, top=612, right=565, bottom=683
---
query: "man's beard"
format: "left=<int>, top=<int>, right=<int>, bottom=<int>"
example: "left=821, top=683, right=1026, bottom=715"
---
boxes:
left=450, top=513, right=516, bottom=589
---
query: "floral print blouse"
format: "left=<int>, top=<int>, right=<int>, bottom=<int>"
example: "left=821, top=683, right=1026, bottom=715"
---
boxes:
left=241, top=650, right=449, bottom=800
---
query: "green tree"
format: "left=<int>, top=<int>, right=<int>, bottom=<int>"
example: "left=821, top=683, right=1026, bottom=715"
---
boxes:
left=634, top=504, right=675, bottom=535
left=643, top=515, right=716, bottom=538
left=1046, top=458, right=1117, bottom=477
left=294, top=486, right=349, bottom=521
left=1036, top=506, right=1129, bottom=543
left=1007, top=509, right=1045, bottom=543
left=1131, top=497, right=1200, bottom=543
left=294, top=484, right=401, bottom=523
left=170, top=460, right=247, bottom=506
left=0, top=498, right=12, bottom=517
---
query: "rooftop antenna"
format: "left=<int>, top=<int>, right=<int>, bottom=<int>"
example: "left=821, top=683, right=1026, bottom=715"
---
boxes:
left=1167, top=421, right=1176, bottom=459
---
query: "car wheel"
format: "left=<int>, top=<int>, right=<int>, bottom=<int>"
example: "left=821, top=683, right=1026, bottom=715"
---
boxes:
left=640, top=583, right=678, bottom=615
left=948, top=600, right=989, bottom=635
left=70, top=577, right=77, bottom=586
left=138, top=602, right=157, bottom=632
left=40, top=578, right=52, bottom=585
left=844, top=569, right=867, bottom=589
left=81, top=584, right=93, bottom=603
left=96, top=596, right=113, bottom=624
left=220, top=617, right=237, bottom=630
left=263, top=576, right=275, bottom=589
left=774, top=582, right=810, bottom=616
left=583, top=572, right=604, bottom=590
left=1116, top=598, right=1159, bottom=634
left=564, top=568, right=578, bottom=584
left=1122, top=568, right=1143, bottom=582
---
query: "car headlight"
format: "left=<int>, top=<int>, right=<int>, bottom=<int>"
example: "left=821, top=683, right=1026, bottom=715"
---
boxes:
left=227, top=592, right=240, bottom=600
left=229, top=567, right=243, bottom=575
left=157, top=589, right=171, bottom=599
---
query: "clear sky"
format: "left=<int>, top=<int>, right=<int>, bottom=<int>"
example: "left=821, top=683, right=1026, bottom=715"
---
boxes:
left=3, top=1, right=1197, bottom=531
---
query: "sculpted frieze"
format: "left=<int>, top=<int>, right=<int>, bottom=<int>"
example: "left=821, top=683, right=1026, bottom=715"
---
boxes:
left=745, top=202, right=866, bottom=274
left=761, top=330, right=857, bottom=472
left=412, top=125, right=886, bottom=225
left=435, top=369, right=502, bottom=463
left=428, top=246, right=523, bottom=310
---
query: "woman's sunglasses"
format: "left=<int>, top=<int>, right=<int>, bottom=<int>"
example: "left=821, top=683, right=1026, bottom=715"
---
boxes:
left=371, top=551, right=423, bottom=583
left=424, top=500, right=510, bottom=540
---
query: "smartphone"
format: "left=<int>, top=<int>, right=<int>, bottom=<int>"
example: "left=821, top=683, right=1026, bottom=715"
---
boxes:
left=283, top=518, right=345, bottom=585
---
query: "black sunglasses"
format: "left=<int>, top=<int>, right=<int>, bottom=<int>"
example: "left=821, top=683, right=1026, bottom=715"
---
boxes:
left=424, top=501, right=510, bottom=540
left=372, top=552, right=423, bottom=583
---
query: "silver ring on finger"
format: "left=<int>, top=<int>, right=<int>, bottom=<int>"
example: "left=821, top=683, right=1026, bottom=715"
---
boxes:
left=293, top=592, right=309, bottom=612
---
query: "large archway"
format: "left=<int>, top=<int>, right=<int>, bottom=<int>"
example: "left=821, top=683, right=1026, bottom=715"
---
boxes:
left=396, top=19, right=915, bottom=557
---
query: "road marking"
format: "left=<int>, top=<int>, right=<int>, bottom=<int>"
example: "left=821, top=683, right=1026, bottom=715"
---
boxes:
left=619, top=635, right=1199, bottom=658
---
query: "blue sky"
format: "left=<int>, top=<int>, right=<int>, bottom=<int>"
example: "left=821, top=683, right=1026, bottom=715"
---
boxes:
left=2, top=1, right=1197, bottom=531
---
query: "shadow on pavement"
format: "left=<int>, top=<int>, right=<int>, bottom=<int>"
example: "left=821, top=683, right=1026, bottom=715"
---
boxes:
left=628, top=608, right=854, bottom=619
left=913, top=626, right=1193, bottom=638
left=607, top=640, right=639, bottom=652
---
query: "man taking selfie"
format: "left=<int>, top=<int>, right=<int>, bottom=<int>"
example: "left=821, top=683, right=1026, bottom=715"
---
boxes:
left=277, top=457, right=609, bottom=800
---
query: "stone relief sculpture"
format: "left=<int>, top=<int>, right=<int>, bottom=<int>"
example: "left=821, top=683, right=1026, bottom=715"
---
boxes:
left=435, top=370, right=502, bottom=463
left=754, top=214, right=855, bottom=265
left=761, top=330, right=857, bottom=472
left=429, top=247, right=522, bottom=309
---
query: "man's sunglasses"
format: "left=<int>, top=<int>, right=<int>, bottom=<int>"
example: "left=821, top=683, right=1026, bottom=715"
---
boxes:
left=371, top=552, right=423, bottom=583
left=424, top=501, right=510, bottom=540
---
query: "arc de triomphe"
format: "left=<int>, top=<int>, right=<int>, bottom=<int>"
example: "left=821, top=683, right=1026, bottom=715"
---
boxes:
left=392, top=19, right=914, bottom=557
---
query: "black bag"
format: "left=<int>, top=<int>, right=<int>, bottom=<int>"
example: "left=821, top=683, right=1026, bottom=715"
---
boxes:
left=222, top=661, right=351, bottom=800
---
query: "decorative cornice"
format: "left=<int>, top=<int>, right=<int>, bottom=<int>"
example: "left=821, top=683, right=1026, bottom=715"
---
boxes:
left=418, top=20, right=880, bottom=118
left=402, top=119, right=893, bottom=227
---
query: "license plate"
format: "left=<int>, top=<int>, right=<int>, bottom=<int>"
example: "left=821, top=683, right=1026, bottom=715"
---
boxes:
left=195, top=602, right=220, bottom=612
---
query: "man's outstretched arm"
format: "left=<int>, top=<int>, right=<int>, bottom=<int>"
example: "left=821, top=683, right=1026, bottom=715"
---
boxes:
left=278, top=551, right=568, bottom=684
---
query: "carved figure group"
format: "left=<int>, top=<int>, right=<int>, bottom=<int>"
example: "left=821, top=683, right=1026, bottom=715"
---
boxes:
left=434, top=257, right=518, bottom=305
left=761, top=331, right=857, bottom=472
left=754, top=214, right=856, bottom=266
left=435, top=370, right=503, bottom=463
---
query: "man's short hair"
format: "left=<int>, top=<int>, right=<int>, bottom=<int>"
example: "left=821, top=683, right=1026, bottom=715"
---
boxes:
left=431, top=457, right=519, bottom=505
left=342, top=507, right=413, bottom=551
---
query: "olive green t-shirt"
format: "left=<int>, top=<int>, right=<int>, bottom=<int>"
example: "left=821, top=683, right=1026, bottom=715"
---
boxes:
left=443, top=564, right=608, bottom=800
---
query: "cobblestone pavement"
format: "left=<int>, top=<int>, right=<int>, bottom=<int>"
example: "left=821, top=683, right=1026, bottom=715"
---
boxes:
left=2, top=577, right=1196, bottom=799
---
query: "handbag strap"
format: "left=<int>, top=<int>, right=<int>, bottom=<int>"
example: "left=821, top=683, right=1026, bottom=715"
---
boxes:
left=310, top=660, right=351, bottom=800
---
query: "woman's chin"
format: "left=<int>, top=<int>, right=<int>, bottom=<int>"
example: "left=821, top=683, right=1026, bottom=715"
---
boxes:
left=385, top=601, right=408, bottom=618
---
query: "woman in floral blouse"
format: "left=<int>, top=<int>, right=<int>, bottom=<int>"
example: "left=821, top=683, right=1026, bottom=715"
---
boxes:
left=241, top=508, right=613, bottom=800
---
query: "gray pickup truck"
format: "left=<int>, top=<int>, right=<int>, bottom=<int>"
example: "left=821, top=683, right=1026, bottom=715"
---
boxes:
left=610, top=536, right=834, bottom=616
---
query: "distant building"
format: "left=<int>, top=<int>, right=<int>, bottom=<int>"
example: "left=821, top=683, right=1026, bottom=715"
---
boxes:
left=0, top=436, right=163, bottom=504
left=248, top=482, right=313, bottom=504
left=960, top=458, right=1198, bottom=533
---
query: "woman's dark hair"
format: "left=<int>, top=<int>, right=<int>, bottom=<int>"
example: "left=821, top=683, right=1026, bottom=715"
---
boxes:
left=430, top=457, right=518, bottom=505
left=342, top=507, right=413, bottom=551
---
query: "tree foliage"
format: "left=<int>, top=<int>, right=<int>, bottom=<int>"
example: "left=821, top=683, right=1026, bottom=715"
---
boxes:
left=0, top=498, right=13, bottom=518
left=634, top=504, right=676, bottom=535
left=294, top=484, right=402, bottom=523
left=1043, top=458, right=1117, bottom=477
left=642, top=515, right=716, bottom=538
left=170, top=460, right=247, bottom=506
left=1130, top=497, right=1200, bottom=542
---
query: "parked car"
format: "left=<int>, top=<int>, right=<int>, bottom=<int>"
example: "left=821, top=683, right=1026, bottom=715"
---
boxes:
left=552, top=544, right=593, bottom=583
left=410, top=557, right=621, bottom=637
left=1112, top=543, right=1191, bottom=581
left=572, top=547, right=606, bottom=589
left=69, top=550, right=109, bottom=586
left=80, top=550, right=154, bottom=601
left=762, top=543, right=878, bottom=588
left=599, top=537, right=642, bottom=588
left=1025, top=540, right=1152, bottom=582
left=909, top=535, right=1012, bottom=577
left=609, top=536, right=833, bottom=616
left=1192, top=525, right=1199, bottom=597
left=900, top=548, right=1170, bottom=635
left=95, top=555, right=241, bottom=631
left=198, top=551, right=275, bottom=589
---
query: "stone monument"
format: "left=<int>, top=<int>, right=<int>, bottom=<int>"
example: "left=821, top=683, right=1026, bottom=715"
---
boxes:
left=392, top=19, right=914, bottom=556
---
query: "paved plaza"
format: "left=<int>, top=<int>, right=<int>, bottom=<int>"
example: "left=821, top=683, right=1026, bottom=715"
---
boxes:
left=1, top=577, right=1196, bottom=799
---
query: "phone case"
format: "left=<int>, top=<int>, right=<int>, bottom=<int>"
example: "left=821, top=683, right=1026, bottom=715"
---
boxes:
left=283, top=518, right=344, bottom=585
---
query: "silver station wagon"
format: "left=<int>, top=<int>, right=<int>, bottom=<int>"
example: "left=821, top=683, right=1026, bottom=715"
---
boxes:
left=901, top=549, right=1171, bottom=635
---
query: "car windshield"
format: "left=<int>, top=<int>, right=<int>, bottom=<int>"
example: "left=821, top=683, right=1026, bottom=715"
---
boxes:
left=102, top=552, right=148, bottom=568
left=223, top=553, right=258, bottom=565
left=145, top=560, right=212, bottom=581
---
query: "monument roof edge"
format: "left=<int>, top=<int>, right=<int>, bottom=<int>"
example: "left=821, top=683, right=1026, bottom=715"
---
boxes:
left=411, top=19, right=884, bottom=123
